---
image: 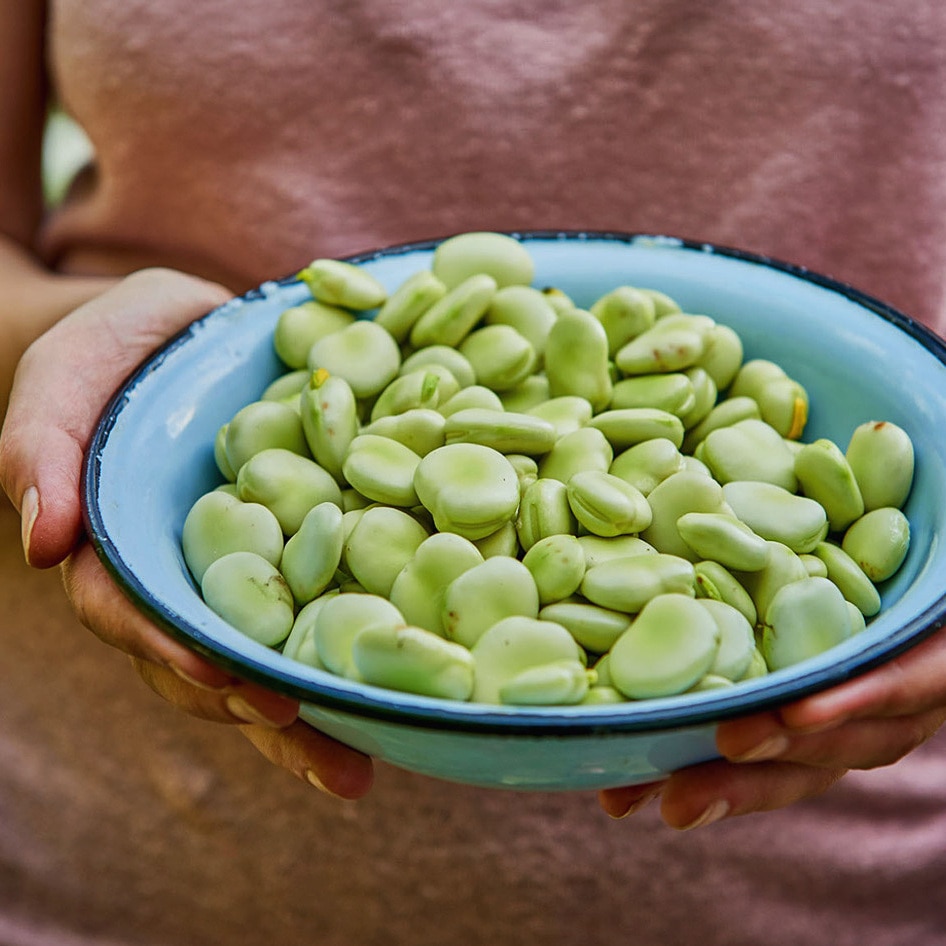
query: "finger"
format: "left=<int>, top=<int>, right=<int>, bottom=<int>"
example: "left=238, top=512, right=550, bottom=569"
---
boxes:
left=658, top=758, right=846, bottom=830
left=0, top=268, right=231, bottom=567
left=719, top=707, right=946, bottom=770
left=62, top=541, right=236, bottom=691
left=132, top=657, right=299, bottom=729
left=778, top=626, right=946, bottom=732
left=131, top=659, right=371, bottom=799
left=598, top=780, right=667, bottom=819
left=240, top=720, right=375, bottom=800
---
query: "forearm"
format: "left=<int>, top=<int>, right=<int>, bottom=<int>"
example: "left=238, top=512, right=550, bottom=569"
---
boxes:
left=0, top=235, right=118, bottom=417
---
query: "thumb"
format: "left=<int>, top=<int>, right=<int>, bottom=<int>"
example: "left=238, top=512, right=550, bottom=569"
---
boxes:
left=0, top=268, right=233, bottom=568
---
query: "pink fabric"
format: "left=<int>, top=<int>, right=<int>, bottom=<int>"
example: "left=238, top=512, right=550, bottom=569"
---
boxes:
left=3, top=2, right=945, bottom=943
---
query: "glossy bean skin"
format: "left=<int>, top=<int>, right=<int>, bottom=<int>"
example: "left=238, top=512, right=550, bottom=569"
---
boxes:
left=274, top=299, right=354, bottom=368
left=442, top=556, right=540, bottom=648
left=581, top=553, right=696, bottom=614
left=414, top=443, right=521, bottom=540
left=609, top=594, right=720, bottom=699
left=389, top=532, right=484, bottom=635
left=470, top=616, right=587, bottom=705
left=544, top=308, right=613, bottom=411
left=352, top=624, right=476, bottom=701
left=431, top=231, right=535, bottom=290
left=761, top=576, right=854, bottom=671
left=181, top=490, right=284, bottom=584
left=297, top=257, right=388, bottom=309
left=236, top=447, right=344, bottom=535
left=374, top=270, right=447, bottom=343
left=201, top=551, right=295, bottom=647
left=841, top=506, right=911, bottom=582
left=845, top=420, right=915, bottom=510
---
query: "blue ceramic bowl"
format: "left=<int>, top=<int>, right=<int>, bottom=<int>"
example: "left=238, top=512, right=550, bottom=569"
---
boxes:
left=83, top=232, right=946, bottom=791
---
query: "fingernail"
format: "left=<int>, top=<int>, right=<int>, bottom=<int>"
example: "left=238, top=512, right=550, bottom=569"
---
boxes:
left=20, top=486, right=39, bottom=563
left=607, top=787, right=662, bottom=820
left=731, top=733, right=790, bottom=763
left=305, top=769, right=346, bottom=799
left=225, top=694, right=283, bottom=728
left=680, top=798, right=730, bottom=831
left=169, top=661, right=230, bottom=693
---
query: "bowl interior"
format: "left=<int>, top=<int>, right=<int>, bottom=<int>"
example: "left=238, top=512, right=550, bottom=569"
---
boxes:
left=84, top=232, right=946, bottom=734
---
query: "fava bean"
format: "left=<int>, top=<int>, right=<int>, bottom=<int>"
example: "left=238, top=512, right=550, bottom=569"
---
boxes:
left=589, top=285, right=657, bottom=354
left=414, top=443, right=520, bottom=540
left=409, top=273, right=498, bottom=349
left=544, top=308, right=613, bottom=411
left=182, top=490, right=284, bottom=584
left=361, top=408, right=446, bottom=457
left=721, top=480, right=828, bottom=554
left=225, top=400, right=308, bottom=473
left=521, top=534, right=586, bottom=605
left=342, top=434, right=422, bottom=507
left=444, top=407, right=557, bottom=456
left=201, top=551, right=294, bottom=647
left=281, top=501, right=345, bottom=604
left=274, top=300, right=354, bottom=368
left=437, top=384, right=505, bottom=417
left=443, top=557, right=540, bottom=648
left=841, top=506, right=910, bottom=582
left=400, top=343, right=476, bottom=389
left=516, top=477, right=578, bottom=551
left=374, top=270, right=447, bottom=343
left=344, top=505, right=429, bottom=598
left=314, top=593, right=406, bottom=680
left=845, top=420, right=915, bottom=511
left=609, top=594, right=720, bottom=699
left=581, top=553, right=695, bottom=614
left=352, top=624, right=475, bottom=701
left=566, top=470, right=652, bottom=537
left=370, top=366, right=460, bottom=421
left=470, top=616, right=586, bottom=705
left=693, top=559, right=758, bottom=626
left=588, top=407, right=685, bottom=451
left=813, top=540, right=882, bottom=617
left=431, top=231, right=535, bottom=290
left=537, top=426, right=613, bottom=483
left=388, top=532, right=484, bottom=635
left=300, top=370, right=359, bottom=482
left=459, top=324, right=537, bottom=391
left=539, top=599, right=631, bottom=653
left=608, top=437, right=686, bottom=496
left=307, top=319, right=401, bottom=400
left=676, top=511, right=768, bottom=572
left=761, top=576, right=853, bottom=671
left=236, top=447, right=344, bottom=534
left=794, top=438, right=864, bottom=532
left=485, top=285, right=558, bottom=359
left=700, top=419, right=798, bottom=491
left=609, top=373, right=695, bottom=417
left=298, top=258, right=388, bottom=310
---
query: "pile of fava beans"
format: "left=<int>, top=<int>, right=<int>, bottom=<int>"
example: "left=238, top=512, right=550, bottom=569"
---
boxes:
left=181, top=232, right=914, bottom=707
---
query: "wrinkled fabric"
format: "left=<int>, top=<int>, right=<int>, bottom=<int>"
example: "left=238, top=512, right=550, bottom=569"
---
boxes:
left=3, top=2, right=946, bottom=944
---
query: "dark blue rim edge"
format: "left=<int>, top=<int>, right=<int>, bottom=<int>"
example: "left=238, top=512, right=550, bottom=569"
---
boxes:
left=81, top=230, right=946, bottom=736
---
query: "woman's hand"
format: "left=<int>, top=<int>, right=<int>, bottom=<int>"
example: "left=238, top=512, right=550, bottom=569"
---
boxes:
left=599, top=626, right=946, bottom=827
left=0, top=268, right=374, bottom=800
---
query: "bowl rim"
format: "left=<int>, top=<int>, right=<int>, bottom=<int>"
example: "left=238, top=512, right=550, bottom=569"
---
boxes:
left=81, top=230, right=946, bottom=735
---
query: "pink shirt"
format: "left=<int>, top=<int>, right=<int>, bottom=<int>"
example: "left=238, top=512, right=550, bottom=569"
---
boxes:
left=4, top=2, right=945, bottom=944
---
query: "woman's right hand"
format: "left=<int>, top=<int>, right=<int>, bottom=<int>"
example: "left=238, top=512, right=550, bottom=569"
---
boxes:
left=0, top=267, right=374, bottom=799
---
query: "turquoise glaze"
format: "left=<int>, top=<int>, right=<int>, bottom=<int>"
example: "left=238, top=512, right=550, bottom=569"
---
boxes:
left=83, top=233, right=946, bottom=791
